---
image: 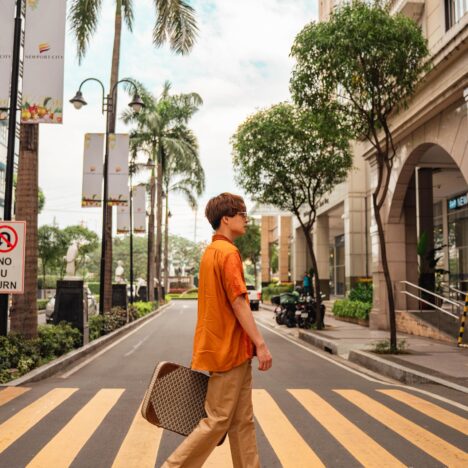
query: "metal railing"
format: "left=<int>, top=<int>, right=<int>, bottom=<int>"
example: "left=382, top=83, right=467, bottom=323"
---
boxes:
left=397, top=281, right=462, bottom=319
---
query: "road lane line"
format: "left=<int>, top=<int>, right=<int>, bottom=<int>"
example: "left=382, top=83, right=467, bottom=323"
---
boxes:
left=336, top=390, right=468, bottom=467
left=112, top=403, right=163, bottom=468
left=0, top=388, right=78, bottom=454
left=0, top=387, right=30, bottom=407
left=378, top=389, right=468, bottom=435
left=27, top=388, right=125, bottom=468
left=204, top=437, right=233, bottom=467
left=123, top=335, right=150, bottom=357
left=252, top=389, right=324, bottom=467
left=255, top=320, right=468, bottom=410
left=289, top=389, right=404, bottom=467
left=61, top=303, right=173, bottom=378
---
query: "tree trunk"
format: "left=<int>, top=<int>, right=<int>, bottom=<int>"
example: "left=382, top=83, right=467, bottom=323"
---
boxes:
left=164, top=184, right=170, bottom=295
left=102, top=2, right=122, bottom=313
left=155, top=148, right=164, bottom=304
left=147, top=166, right=156, bottom=302
left=302, top=225, right=324, bottom=330
left=10, top=125, right=39, bottom=338
left=373, top=193, right=397, bottom=352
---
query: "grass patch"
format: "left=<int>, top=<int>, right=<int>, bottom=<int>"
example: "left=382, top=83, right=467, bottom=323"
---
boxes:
left=370, top=339, right=408, bottom=354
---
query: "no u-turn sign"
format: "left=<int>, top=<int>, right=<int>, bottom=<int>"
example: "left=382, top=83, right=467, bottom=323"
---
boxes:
left=0, top=221, right=26, bottom=294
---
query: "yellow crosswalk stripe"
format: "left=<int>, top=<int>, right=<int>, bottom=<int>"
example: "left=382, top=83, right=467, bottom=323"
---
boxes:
left=27, top=389, right=125, bottom=468
left=336, top=390, right=468, bottom=467
left=252, top=389, right=324, bottom=468
left=289, top=389, right=404, bottom=467
left=0, top=387, right=30, bottom=407
left=378, top=389, right=468, bottom=436
left=0, top=388, right=78, bottom=455
left=205, top=437, right=233, bottom=467
left=112, top=403, right=163, bottom=468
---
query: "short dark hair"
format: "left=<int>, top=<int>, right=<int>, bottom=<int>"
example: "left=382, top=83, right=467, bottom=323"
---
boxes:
left=205, top=193, right=246, bottom=230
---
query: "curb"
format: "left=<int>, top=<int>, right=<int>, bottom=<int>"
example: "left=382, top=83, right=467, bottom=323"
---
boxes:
left=348, top=350, right=468, bottom=394
left=298, top=330, right=338, bottom=355
left=3, top=303, right=172, bottom=387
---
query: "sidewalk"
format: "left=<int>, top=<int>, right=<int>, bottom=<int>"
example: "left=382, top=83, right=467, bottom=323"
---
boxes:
left=258, top=304, right=468, bottom=393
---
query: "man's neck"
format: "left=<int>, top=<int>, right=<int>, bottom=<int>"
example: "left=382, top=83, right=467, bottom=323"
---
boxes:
left=214, top=226, right=235, bottom=242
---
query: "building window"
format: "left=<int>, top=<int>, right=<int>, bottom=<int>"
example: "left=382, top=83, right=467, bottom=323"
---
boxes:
left=445, top=0, right=467, bottom=30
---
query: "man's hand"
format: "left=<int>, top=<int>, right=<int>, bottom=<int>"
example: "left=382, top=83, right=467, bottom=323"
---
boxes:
left=256, top=342, right=272, bottom=371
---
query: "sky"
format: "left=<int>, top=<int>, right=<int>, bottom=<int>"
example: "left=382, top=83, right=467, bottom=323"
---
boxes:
left=38, top=0, right=317, bottom=243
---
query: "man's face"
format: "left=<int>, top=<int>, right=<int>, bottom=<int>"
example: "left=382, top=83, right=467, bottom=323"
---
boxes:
left=225, top=209, right=248, bottom=237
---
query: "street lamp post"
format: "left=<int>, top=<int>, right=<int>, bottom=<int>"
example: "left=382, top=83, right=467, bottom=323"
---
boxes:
left=70, top=78, right=143, bottom=314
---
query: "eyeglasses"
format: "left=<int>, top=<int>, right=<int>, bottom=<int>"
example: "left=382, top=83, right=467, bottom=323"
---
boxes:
left=236, top=211, right=248, bottom=220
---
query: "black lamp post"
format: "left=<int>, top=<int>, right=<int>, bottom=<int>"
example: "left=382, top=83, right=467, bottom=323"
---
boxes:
left=70, top=78, right=143, bottom=314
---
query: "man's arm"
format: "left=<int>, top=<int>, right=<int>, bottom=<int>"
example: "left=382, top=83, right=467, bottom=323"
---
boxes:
left=232, top=295, right=272, bottom=371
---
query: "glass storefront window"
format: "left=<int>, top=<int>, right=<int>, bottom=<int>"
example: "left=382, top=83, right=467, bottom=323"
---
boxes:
left=448, top=205, right=468, bottom=292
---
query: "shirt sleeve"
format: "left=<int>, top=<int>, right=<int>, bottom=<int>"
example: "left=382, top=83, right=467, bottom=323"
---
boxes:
left=221, top=252, right=248, bottom=305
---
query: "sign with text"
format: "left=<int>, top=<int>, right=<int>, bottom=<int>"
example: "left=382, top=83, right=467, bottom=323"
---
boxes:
left=22, top=0, right=66, bottom=124
left=0, top=0, right=15, bottom=110
left=108, top=134, right=129, bottom=205
left=0, top=221, right=26, bottom=294
left=133, top=184, right=146, bottom=233
left=82, top=133, right=104, bottom=207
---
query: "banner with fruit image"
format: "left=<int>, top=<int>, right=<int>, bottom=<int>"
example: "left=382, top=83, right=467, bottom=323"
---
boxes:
left=82, top=133, right=104, bottom=207
left=133, top=184, right=147, bottom=233
left=108, top=134, right=129, bottom=205
left=116, top=204, right=130, bottom=234
left=21, top=0, right=66, bottom=124
left=0, top=0, right=15, bottom=115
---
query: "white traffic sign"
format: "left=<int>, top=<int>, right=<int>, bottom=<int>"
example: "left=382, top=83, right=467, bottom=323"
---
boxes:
left=0, top=221, right=26, bottom=294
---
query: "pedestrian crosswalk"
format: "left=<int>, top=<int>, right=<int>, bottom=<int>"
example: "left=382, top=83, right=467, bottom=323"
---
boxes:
left=0, top=385, right=466, bottom=467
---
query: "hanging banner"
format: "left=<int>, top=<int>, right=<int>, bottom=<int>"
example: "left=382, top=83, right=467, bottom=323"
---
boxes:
left=0, top=0, right=16, bottom=112
left=117, top=204, right=130, bottom=234
left=82, top=133, right=104, bottom=207
left=21, top=0, right=66, bottom=124
left=133, top=184, right=146, bottom=233
left=108, top=133, right=129, bottom=205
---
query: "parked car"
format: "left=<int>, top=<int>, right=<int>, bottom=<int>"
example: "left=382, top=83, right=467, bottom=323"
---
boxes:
left=247, top=284, right=261, bottom=311
left=45, top=287, right=98, bottom=324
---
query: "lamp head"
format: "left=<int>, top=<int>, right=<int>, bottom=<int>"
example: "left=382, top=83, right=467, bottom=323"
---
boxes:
left=70, top=91, right=87, bottom=110
left=129, top=94, right=144, bottom=113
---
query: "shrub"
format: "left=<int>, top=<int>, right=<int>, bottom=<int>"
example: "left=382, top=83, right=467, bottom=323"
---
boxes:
left=37, top=322, right=82, bottom=359
left=262, top=283, right=294, bottom=301
left=372, top=339, right=408, bottom=354
left=37, top=275, right=59, bottom=289
left=37, top=299, right=49, bottom=310
left=332, top=299, right=371, bottom=320
left=87, top=282, right=100, bottom=295
left=169, top=288, right=189, bottom=294
left=133, top=301, right=155, bottom=318
left=182, top=288, right=198, bottom=295
left=89, top=315, right=106, bottom=341
left=348, top=283, right=373, bottom=303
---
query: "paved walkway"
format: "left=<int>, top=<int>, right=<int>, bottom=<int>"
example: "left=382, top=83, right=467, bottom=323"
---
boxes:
left=258, top=304, right=468, bottom=389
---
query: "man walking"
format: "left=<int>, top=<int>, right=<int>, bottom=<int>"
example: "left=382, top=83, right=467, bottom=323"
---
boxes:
left=163, top=193, right=272, bottom=468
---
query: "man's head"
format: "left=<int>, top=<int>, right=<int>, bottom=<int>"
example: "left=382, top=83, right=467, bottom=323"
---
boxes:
left=205, top=192, right=248, bottom=239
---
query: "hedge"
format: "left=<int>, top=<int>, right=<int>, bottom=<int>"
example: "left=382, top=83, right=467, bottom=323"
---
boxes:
left=87, top=282, right=100, bottom=295
left=37, top=299, right=49, bottom=310
left=348, top=283, right=373, bottom=303
left=262, top=283, right=294, bottom=301
left=332, top=299, right=371, bottom=320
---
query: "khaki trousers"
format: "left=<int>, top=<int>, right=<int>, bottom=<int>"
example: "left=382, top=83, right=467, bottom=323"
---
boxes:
left=162, top=360, right=260, bottom=468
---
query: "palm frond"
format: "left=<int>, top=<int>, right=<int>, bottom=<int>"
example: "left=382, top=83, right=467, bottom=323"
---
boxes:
left=69, top=0, right=103, bottom=63
left=153, top=0, right=198, bottom=55
left=122, top=0, right=134, bottom=31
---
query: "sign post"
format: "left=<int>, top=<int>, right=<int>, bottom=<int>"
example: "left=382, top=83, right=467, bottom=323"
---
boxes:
left=0, top=221, right=26, bottom=295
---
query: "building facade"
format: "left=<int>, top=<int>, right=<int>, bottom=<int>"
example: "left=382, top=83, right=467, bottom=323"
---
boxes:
left=257, top=0, right=468, bottom=336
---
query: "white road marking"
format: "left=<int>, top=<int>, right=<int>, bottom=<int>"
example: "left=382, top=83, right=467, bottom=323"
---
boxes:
left=256, top=319, right=468, bottom=412
left=61, top=304, right=173, bottom=379
left=124, top=335, right=150, bottom=357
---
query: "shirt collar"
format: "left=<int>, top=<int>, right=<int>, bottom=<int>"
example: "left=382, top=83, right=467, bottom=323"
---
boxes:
left=212, top=234, right=234, bottom=245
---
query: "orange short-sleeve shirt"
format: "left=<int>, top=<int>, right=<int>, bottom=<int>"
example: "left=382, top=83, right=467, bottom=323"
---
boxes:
left=191, top=234, right=254, bottom=372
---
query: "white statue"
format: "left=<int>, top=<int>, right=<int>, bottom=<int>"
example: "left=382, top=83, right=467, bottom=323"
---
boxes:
left=115, top=260, right=125, bottom=283
left=64, top=240, right=80, bottom=278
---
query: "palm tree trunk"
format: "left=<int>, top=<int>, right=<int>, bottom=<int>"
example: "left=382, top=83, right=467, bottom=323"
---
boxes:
left=155, top=147, right=164, bottom=304
left=164, top=184, right=170, bottom=295
left=147, top=164, right=156, bottom=302
left=103, top=1, right=123, bottom=312
left=10, top=125, right=39, bottom=338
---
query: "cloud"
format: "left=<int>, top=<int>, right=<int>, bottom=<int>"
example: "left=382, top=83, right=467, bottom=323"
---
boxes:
left=38, top=0, right=317, bottom=242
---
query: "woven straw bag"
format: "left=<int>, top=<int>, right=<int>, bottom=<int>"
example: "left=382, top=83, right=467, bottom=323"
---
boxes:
left=142, top=361, right=226, bottom=446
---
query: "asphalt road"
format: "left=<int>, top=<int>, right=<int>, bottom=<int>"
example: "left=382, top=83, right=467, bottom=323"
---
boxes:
left=0, top=300, right=467, bottom=467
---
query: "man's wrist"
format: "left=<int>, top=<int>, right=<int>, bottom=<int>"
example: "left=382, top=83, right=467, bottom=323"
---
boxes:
left=255, top=340, right=266, bottom=349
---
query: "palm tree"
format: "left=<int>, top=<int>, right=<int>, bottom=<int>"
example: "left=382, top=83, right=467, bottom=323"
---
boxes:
left=70, top=0, right=198, bottom=312
left=163, top=135, right=205, bottom=293
left=123, top=82, right=202, bottom=301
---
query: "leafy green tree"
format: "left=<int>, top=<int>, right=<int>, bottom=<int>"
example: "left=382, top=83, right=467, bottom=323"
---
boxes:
left=62, top=225, right=99, bottom=278
left=290, top=1, right=429, bottom=349
left=232, top=102, right=351, bottom=328
left=38, top=226, right=68, bottom=284
left=168, top=235, right=206, bottom=279
left=70, top=0, right=198, bottom=312
left=235, top=221, right=261, bottom=286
